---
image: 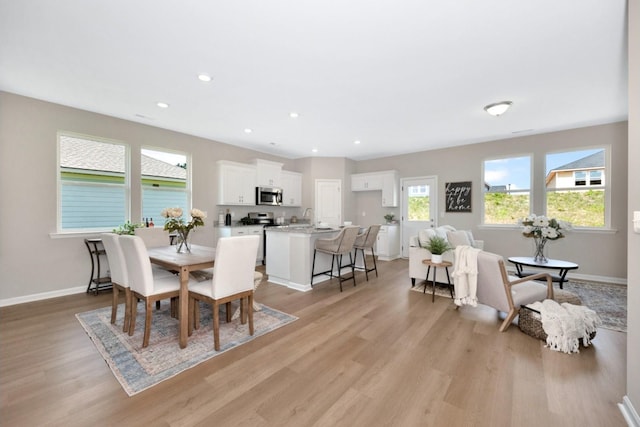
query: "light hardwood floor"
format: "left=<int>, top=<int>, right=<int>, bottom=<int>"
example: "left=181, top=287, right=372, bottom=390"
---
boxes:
left=0, top=259, right=627, bottom=426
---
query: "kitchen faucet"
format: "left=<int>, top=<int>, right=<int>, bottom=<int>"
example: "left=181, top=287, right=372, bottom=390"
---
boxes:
left=303, top=208, right=313, bottom=225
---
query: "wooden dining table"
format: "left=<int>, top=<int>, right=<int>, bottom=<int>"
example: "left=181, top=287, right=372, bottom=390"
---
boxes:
left=147, top=244, right=215, bottom=349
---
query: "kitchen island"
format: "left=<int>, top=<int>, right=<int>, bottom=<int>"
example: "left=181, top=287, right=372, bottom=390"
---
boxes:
left=265, top=226, right=343, bottom=291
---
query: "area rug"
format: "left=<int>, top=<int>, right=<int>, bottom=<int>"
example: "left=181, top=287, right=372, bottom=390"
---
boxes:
left=76, top=302, right=297, bottom=396
left=410, top=279, right=627, bottom=332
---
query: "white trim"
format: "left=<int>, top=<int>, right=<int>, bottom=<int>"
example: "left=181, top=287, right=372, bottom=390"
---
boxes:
left=0, top=286, right=87, bottom=307
left=619, top=396, right=640, bottom=427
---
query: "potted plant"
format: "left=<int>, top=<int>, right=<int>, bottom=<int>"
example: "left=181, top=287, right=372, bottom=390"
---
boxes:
left=113, top=221, right=144, bottom=235
left=384, top=213, right=395, bottom=223
left=422, top=236, right=452, bottom=264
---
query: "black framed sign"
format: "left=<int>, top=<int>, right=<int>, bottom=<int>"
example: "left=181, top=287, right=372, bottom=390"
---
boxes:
left=445, top=181, right=472, bottom=212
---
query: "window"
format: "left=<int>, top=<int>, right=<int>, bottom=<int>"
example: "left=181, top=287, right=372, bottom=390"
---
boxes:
left=141, top=148, right=189, bottom=227
left=483, top=155, right=531, bottom=224
left=58, top=133, right=129, bottom=231
left=546, top=148, right=607, bottom=228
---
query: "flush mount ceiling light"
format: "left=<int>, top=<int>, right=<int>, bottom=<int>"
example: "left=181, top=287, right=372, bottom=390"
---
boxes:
left=354, top=140, right=361, bottom=145
left=484, top=101, right=513, bottom=116
left=156, top=102, right=169, bottom=108
left=197, top=73, right=212, bottom=82
left=289, top=112, right=299, bottom=118
left=244, top=128, right=253, bottom=133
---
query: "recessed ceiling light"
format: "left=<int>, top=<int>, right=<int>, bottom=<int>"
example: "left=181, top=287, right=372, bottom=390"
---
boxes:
left=312, top=148, right=318, bottom=153
left=289, top=112, right=299, bottom=118
left=156, top=102, right=169, bottom=108
left=354, top=140, right=361, bottom=145
left=244, top=128, right=253, bottom=133
left=197, top=74, right=212, bottom=82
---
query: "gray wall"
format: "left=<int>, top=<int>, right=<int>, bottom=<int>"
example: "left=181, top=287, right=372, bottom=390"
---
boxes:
left=0, top=92, right=629, bottom=300
left=352, top=122, right=628, bottom=280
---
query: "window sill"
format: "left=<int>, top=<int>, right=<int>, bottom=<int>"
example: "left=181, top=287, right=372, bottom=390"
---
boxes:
left=49, top=230, right=110, bottom=239
left=477, top=224, right=618, bottom=235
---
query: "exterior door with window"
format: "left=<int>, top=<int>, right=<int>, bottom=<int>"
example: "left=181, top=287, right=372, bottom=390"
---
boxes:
left=401, top=176, right=437, bottom=257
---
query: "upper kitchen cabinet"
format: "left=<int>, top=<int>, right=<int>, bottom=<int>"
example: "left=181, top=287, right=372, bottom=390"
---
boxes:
left=351, top=172, right=383, bottom=191
left=217, top=160, right=256, bottom=205
left=351, top=170, right=398, bottom=207
left=280, top=170, right=302, bottom=206
left=254, top=159, right=283, bottom=187
left=381, top=170, right=399, bottom=207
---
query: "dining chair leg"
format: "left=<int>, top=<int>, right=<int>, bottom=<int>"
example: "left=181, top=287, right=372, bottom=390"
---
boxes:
left=240, top=297, right=246, bottom=325
left=213, top=302, right=221, bottom=351
left=370, top=248, right=378, bottom=278
left=143, top=300, right=153, bottom=348
left=123, top=288, right=132, bottom=333
left=225, top=301, right=232, bottom=323
left=129, top=297, right=138, bottom=336
left=248, top=294, right=254, bottom=336
left=111, top=285, right=119, bottom=325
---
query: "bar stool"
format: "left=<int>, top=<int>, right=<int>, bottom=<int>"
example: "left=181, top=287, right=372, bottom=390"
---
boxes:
left=311, top=226, right=360, bottom=291
left=353, top=224, right=381, bottom=281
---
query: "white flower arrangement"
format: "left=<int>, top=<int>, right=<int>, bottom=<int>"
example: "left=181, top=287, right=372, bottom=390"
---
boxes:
left=519, top=214, right=571, bottom=241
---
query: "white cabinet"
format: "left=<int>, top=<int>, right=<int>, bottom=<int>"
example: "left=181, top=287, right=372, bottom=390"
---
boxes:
left=351, top=172, right=383, bottom=191
left=254, top=159, right=283, bottom=187
left=218, top=225, right=263, bottom=262
left=376, top=224, right=400, bottom=261
left=217, top=161, right=256, bottom=205
left=381, top=171, right=399, bottom=207
left=351, top=170, right=399, bottom=207
left=280, top=170, right=302, bottom=206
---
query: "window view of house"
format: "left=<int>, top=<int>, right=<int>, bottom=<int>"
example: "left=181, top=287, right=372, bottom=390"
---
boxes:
left=141, top=148, right=189, bottom=227
left=545, top=148, right=607, bottom=227
left=58, top=134, right=129, bottom=231
left=483, top=156, right=531, bottom=224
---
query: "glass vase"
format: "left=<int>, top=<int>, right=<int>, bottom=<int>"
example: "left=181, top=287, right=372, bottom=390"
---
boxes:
left=175, top=230, right=191, bottom=253
left=533, top=237, right=547, bottom=263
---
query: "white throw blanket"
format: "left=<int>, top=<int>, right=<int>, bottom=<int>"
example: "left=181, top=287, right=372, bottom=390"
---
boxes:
left=528, top=299, right=601, bottom=354
left=452, top=245, right=481, bottom=307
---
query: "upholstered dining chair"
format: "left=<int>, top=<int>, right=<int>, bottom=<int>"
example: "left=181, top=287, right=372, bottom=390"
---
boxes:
left=311, top=226, right=360, bottom=291
left=353, top=224, right=381, bottom=281
left=188, top=235, right=260, bottom=351
left=474, top=251, right=554, bottom=331
left=101, top=233, right=132, bottom=332
left=119, top=235, right=195, bottom=348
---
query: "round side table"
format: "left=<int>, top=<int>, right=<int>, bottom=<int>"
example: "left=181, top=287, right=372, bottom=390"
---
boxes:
left=421, top=259, right=453, bottom=302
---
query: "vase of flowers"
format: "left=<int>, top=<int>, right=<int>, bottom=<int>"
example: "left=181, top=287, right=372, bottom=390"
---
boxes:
left=161, top=207, right=207, bottom=253
left=519, top=214, right=571, bottom=263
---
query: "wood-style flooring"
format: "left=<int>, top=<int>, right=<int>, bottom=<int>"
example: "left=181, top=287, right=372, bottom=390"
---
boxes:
left=0, top=259, right=627, bottom=426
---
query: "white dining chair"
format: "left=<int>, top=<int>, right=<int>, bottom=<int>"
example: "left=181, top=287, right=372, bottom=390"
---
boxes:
left=188, top=235, right=260, bottom=351
left=119, top=235, right=196, bottom=348
left=101, top=233, right=132, bottom=332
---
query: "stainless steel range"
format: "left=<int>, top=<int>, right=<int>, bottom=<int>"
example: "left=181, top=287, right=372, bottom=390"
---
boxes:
left=248, top=212, right=276, bottom=265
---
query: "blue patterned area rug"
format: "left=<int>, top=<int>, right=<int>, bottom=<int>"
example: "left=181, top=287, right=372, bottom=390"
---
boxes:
left=76, top=302, right=297, bottom=396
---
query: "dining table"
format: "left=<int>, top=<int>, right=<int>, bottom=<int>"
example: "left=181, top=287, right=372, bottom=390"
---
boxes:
left=147, top=244, right=215, bottom=349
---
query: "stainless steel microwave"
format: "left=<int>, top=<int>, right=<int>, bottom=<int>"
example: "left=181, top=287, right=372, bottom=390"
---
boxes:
left=256, top=186, right=283, bottom=206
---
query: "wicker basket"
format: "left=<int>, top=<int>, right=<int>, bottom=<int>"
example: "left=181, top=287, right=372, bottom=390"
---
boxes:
left=518, top=295, right=596, bottom=343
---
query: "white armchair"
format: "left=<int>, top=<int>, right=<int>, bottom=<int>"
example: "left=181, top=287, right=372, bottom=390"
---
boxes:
left=409, top=226, right=484, bottom=287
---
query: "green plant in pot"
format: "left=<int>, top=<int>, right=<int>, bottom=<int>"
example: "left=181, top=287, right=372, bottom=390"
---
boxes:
left=422, top=236, right=452, bottom=264
left=384, top=213, right=395, bottom=223
left=113, top=221, right=143, bottom=235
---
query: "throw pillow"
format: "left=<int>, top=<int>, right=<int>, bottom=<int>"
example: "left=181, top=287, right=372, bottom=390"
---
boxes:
left=418, top=229, right=436, bottom=247
left=446, top=230, right=472, bottom=248
left=434, top=226, right=452, bottom=240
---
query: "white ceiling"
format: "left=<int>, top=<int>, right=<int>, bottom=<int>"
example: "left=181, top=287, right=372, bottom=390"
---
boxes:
left=0, top=0, right=628, bottom=161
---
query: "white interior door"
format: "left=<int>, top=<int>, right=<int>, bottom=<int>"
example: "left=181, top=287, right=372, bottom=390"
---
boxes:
left=315, top=179, right=342, bottom=226
left=401, top=176, right=437, bottom=257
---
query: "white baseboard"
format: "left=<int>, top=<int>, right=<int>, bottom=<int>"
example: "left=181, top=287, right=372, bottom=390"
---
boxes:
left=0, top=286, right=87, bottom=307
left=619, top=396, right=640, bottom=427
